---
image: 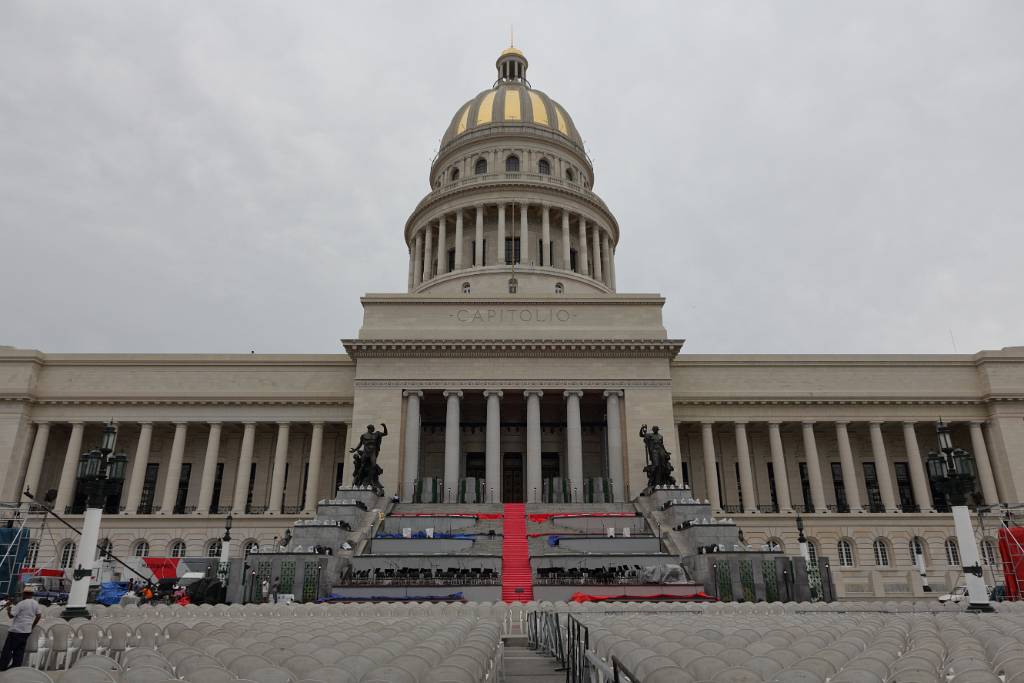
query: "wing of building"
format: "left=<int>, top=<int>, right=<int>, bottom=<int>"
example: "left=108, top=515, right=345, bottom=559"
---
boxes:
left=2, top=47, right=1023, bottom=600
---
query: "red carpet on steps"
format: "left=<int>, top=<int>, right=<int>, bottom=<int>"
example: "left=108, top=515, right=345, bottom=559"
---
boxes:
left=501, top=503, right=534, bottom=602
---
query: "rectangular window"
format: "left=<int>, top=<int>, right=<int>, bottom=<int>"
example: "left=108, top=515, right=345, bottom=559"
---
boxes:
left=504, top=237, right=521, bottom=264
left=465, top=453, right=485, bottom=480
left=541, top=452, right=561, bottom=480
left=336, top=462, right=345, bottom=491
left=798, top=462, right=813, bottom=513
left=174, top=463, right=192, bottom=514
left=679, top=462, right=690, bottom=488
left=863, top=462, right=882, bottom=512
left=894, top=462, right=916, bottom=511
left=139, top=463, right=159, bottom=514
left=211, top=462, right=225, bottom=513
left=570, top=248, right=578, bottom=273
left=766, top=462, right=779, bottom=512
left=245, top=462, right=258, bottom=512
left=447, top=248, right=455, bottom=272
left=715, top=462, right=724, bottom=506
left=734, top=462, right=744, bottom=510
left=830, top=462, right=848, bottom=513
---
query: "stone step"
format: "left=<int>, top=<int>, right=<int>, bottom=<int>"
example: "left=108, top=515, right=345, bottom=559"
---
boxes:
left=503, top=647, right=564, bottom=680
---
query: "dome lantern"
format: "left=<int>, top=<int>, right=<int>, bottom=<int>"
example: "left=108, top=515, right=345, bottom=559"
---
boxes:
left=496, top=46, right=529, bottom=86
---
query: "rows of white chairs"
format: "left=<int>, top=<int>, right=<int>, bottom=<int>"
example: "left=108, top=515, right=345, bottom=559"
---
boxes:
left=526, top=599, right=1024, bottom=682
left=1, top=601, right=513, bottom=683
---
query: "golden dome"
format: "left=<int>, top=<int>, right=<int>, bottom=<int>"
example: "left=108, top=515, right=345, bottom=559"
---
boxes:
left=440, top=49, right=583, bottom=150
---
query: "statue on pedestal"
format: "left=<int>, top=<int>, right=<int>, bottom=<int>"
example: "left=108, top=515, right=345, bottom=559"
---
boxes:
left=351, top=423, right=387, bottom=495
left=640, top=424, right=676, bottom=489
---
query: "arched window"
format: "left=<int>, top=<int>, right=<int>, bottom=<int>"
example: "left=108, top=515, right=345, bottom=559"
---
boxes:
left=169, top=540, right=187, bottom=558
left=244, top=540, right=260, bottom=557
left=462, top=282, right=471, bottom=295
left=945, top=538, right=961, bottom=565
left=132, top=541, right=150, bottom=558
left=474, top=158, right=487, bottom=175
left=59, top=542, right=77, bottom=569
left=909, top=536, right=926, bottom=560
left=508, top=278, right=518, bottom=294
left=806, top=539, right=819, bottom=567
left=538, top=158, right=551, bottom=175
left=206, top=540, right=223, bottom=558
left=981, top=538, right=998, bottom=565
left=505, top=155, right=520, bottom=173
left=873, top=539, right=891, bottom=566
left=450, top=168, right=460, bottom=182
left=766, top=537, right=785, bottom=552
left=25, top=540, right=40, bottom=567
left=565, top=167, right=575, bottom=182
left=837, top=539, right=855, bottom=567
left=554, top=282, right=564, bottom=294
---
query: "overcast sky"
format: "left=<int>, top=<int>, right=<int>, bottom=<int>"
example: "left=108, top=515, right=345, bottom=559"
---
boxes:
left=2, top=1, right=1022, bottom=355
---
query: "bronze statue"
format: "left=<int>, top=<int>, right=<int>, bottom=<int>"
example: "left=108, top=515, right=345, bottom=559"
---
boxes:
left=640, top=424, right=676, bottom=489
left=350, top=423, right=387, bottom=495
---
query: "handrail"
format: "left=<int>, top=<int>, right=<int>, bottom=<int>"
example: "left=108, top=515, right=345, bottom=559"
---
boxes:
left=611, top=654, right=642, bottom=683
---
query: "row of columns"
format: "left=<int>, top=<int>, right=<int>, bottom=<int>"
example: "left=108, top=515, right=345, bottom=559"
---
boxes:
left=23, top=421, right=338, bottom=516
left=408, top=203, right=615, bottom=288
left=401, top=389, right=625, bottom=503
left=696, top=420, right=1000, bottom=514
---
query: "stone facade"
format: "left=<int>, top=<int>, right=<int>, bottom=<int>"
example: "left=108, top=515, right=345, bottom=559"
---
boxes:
left=1, top=48, right=1022, bottom=600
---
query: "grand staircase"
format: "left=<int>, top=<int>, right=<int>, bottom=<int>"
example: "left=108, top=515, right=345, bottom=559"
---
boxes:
left=501, top=503, right=534, bottom=602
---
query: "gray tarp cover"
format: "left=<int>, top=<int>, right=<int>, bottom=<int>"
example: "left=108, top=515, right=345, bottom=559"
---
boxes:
left=641, top=564, right=689, bottom=584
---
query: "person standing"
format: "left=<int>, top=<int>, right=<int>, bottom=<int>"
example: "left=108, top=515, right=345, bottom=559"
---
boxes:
left=1, top=587, right=43, bottom=670
left=260, top=579, right=269, bottom=604
left=270, top=578, right=280, bottom=604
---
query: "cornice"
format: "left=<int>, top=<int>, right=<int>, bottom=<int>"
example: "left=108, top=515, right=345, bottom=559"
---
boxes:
left=0, top=396, right=354, bottom=407
left=358, top=294, right=666, bottom=306
left=342, top=338, right=684, bottom=359
left=672, top=395, right=1023, bottom=406
left=356, top=379, right=672, bottom=389
left=411, top=265, right=613, bottom=295
left=672, top=355, right=976, bottom=368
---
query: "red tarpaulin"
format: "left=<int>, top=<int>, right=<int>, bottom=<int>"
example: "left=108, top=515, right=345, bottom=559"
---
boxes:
left=999, top=526, right=1024, bottom=600
left=569, top=591, right=717, bottom=603
left=143, top=557, right=180, bottom=580
left=19, top=568, right=64, bottom=578
left=528, top=512, right=638, bottom=524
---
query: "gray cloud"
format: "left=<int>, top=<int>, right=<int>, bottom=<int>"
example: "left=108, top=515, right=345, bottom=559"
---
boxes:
left=1, top=1, right=1021, bottom=354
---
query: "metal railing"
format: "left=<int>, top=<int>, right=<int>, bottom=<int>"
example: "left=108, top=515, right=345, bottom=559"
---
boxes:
left=611, top=655, right=642, bottom=682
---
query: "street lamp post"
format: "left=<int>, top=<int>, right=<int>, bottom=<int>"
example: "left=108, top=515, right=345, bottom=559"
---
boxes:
left=925, top=420, right=992, bottom=612
left=62, top=422, right=128, bottom=620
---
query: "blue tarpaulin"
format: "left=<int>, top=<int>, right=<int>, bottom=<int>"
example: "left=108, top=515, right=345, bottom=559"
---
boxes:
left=96, top=581, right=130, bottom=606
left=547, top=535, right=561, bottom=547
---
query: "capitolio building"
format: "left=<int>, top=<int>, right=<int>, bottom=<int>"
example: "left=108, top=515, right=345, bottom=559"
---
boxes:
left=2, top=47, right=1022, bottom=601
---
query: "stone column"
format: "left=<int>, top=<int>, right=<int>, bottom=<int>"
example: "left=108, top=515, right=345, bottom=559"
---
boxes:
left=497, top=203, right=506, bottom=264
left=520, top=203, right=530, bottom=264
left=412, top=231, right=423, bottom=287
left=561, top=210, right=571, bottom=271
left=159, top=422, right=188, bottom=514
left=443, top=390, right=463, bottom=502
left=22, top=422, right=50, bottom=501
left=564, top=391, right=584, bottom=501
left=268, top=422, right=291, bottom=514
left=767, top=421, right=793, bottom=512
left=407, top=245, right=415, bottom=290
left=578, top=216, right=589, bottom=275
left=903, top=422, right=934, bottom=512
left=869, top=421, right=898, bottom=511
left=835, top=421, right=863, bottom=512
left=801, top=421, right=827, bottom=512
left=969, top=421, right=1000, bottom=505
left=484, top=390, right=503, bottom=503
left=601, top=232, right=611, bottom=286
left=541, top=204, right=551, bottom=266
left=231, top=423, right=257, bottom=514
left=454, top=209, right=464, bottom=270
left=604, top=390, right=625, bottom=502
left=475, top=205, right=484, bottom=266
left=591, top=224, right=603, bottom=282
left=122, top=423, right=152, bottom=514
left=422, top=225, right=433, bottom=281
left=402, top=390, right=423, bottom=502
left=700, top=421, right=722, bottom=512
left=195, top=423, right=222, bottom=515
left=608, top=238, right=617, bottom=289
left=54, top=422, right=85, bottom=514
left=525, top=390, right=543, bottom=502
left=436, top=214, right=447, bottom=276
left=303, top=422, right=325, bottom=513
left=734, top=422, right=757, bottom=513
